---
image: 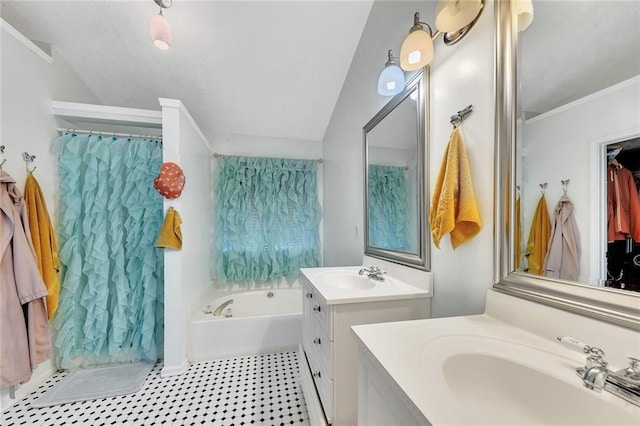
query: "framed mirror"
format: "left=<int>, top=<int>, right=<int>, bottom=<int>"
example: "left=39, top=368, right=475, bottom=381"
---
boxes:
left=494, top=0, right=640, bottom=329
left=363, top=69, right=429, bottom=270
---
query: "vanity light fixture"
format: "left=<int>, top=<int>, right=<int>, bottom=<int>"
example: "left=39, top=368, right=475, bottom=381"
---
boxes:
left=150, top=0, right=173, bottom=50
left=435, top=0, right=485, bottom=45
left=515, top=0, right=534, bottom=32
left=399, top=12, right=436, bottom=71
left=377, top=50, right=405, bottom=96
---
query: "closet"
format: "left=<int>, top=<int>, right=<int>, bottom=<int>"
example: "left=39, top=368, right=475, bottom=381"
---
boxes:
left=52, top=99, right=213, bottom=375
left=606, top=137, right=640, bottom=292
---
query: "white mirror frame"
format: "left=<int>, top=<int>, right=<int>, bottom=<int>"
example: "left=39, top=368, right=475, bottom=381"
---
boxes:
left=492, top=0, right=640, bottom=330
left=363, top=69, right=430, bottom=271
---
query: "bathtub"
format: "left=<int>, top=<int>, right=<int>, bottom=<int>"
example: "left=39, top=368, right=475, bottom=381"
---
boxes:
left=190, top=288, right=303, bottom=361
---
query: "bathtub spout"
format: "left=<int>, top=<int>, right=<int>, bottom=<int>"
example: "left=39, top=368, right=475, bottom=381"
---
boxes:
left=213, top=299, right=234, bottom=316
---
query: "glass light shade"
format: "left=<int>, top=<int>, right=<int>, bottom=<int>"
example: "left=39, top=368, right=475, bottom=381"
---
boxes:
left=377, top=63, right=405, bottom=96
left=435, top=0, right=483, bottom=33
left=150, top=12, right=171, bottom=50
left=399, top=29, right=434, bottom=71
left=516, top=0, right=534, bottom=32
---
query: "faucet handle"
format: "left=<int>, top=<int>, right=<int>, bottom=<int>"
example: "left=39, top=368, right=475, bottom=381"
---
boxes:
left=619, top=357, right=640, bottom=381
left=557, top=336, right=607, bottom=368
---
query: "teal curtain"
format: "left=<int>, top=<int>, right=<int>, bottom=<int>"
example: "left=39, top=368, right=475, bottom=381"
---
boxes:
left=214, top=156, right=321, bottom=284
left=52, top=133, right=164, bottom=369
left=368, top=165, right=410, bottom=251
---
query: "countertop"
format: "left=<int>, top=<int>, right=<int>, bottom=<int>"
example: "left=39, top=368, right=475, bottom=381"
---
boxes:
left=300, top=266, right=430, bottom=305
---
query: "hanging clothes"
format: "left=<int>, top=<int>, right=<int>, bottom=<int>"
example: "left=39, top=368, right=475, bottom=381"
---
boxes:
left=607, top=163, right=640, bottom=242
left=429, top=126, right=481, bottom=249
left=0, top=171, right=53, bottom=389
left=525, top=194, right=551, bottom=275
left=24, top=171, right=60, bottom=321
left=515, top=195, right=522, bottom=269
left=543, top=195, right=581, bottom=281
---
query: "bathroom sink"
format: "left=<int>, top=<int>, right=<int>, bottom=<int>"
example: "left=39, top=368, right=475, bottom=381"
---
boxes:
left=421, top=336, right=639, bottom=425
left=317, top=271, right=376, bottom=290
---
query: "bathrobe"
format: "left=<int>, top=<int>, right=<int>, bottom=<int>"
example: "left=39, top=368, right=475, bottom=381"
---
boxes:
left=607, top=164, right=640, bottom=242
left=0, top=171, right=53, bottom=389
left=543, top=195, right=581, bottom=281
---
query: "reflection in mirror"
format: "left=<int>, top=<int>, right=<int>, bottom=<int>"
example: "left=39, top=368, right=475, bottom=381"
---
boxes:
left=364, top=70, right=428, bottom=270
left=493, top=0, right=640, bottom=329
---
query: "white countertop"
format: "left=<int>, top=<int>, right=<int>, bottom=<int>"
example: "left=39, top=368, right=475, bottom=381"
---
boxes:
left=351, top=290, right=640, bottom=424
left=300, top=266, right=430, bottom=305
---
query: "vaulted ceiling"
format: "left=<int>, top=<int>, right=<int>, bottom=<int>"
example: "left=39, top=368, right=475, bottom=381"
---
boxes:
left=0, top=1, right=373, bottom=142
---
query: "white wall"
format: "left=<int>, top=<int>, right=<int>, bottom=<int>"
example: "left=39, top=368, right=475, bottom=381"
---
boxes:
left=322, top=0, right=496, bottom=318
left=520, top=76, right=640, bottom=284
left=0, top=23, right=99, bottom=410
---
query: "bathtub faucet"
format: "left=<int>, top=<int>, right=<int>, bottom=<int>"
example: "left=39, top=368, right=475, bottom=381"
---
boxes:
left=358, top=266, right=386, bottom=281
left=213, top=299, right=234, bottom=316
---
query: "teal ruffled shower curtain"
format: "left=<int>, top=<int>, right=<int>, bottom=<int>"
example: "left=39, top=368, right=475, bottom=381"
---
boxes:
left=368, top=165, right=410, bottom=251
left=52, top=133, right=164, bottom=369
left=214, top=156, right=322, bottom=284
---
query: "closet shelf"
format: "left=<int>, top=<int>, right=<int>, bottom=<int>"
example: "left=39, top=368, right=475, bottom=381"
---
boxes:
left=52, top=101, right=162, bottom=129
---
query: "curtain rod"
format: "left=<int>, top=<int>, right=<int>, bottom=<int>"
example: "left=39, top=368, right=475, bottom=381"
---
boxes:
left=212, top=152, right=323, bottom=163
left=57, top=128, right=163, bottom=140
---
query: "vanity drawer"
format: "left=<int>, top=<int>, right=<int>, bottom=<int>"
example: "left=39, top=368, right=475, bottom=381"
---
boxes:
left=303, top=315, right=333, bottom=379
left=308, top=351, right=334, bottom=422
left=310, top=294, right=332, bottom=340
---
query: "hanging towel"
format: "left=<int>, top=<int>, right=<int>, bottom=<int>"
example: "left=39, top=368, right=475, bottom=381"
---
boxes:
left=543, top=195, right=581, bottom=281
left=24, top=172, right=60, bottom=321
left=525, top=194, right=551, bottom=275
left=515, top=195, right=522, bottom=269
left=1, top=171, right=53, bottom=389
left=429, top=126, right=481, bottom=249
left=156, top=207, right=183, bottom=249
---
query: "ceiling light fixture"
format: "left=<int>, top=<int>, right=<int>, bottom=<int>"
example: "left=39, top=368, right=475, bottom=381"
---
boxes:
left=378, top=50, right=405, bottom=96
left=399, top=12, right=436, bottom=71
left=150, top=0, right=172, bottom=51
left=435, top=0, right=484, bottom=45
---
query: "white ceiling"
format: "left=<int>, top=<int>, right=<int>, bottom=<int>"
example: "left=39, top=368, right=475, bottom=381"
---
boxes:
left=0, top=0, right=373, bottom=142
left=520, top=0, right=640, bottom=117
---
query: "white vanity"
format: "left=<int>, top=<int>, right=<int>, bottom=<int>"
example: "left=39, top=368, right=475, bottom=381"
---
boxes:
left=352, top=289, right=640, bottom=425
left=298, top=266, right=431, bottom=425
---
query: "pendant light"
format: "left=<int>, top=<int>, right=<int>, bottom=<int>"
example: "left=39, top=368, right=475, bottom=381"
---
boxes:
left=150, top=0, right=173, bottom=50
left=399, top=12, right=435, bottom=71
left=378, top=50, right=405, bottom=96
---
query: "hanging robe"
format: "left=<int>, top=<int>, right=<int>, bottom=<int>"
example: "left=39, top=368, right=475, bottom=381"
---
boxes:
left=0, top=171, right=52, bottom=389
left=543, top=195, right=581, bottom=281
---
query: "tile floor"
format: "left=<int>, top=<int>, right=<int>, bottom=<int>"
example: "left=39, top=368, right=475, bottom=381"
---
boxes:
left=2, top=351, right=310, bottom=426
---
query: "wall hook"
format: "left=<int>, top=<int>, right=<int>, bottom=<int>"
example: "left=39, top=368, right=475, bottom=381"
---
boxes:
left=561, top=179, right=570, bottom=194
left=0, top=145, right=7, bottom=168
left=23, top=152, right=37, bottom=173
left=539, top=182, right=548, bottom=194
left=450, top=105, right=473, bottom=126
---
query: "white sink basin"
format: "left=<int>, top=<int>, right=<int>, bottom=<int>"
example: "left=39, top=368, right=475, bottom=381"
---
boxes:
left=421, top=336, right=639, bottom=425
left=317, top=271, right=376, bottom=290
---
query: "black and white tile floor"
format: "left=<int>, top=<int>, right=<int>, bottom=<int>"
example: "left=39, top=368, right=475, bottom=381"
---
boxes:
left=2, top=351, right=310, bottom=426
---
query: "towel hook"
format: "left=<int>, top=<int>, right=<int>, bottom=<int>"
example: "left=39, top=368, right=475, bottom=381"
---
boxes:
left=0, top=145, right=7, bottom=168
left=23, top=152, right=37, bottom=173
left=450, top=105, right=473, bottom=126
left=561, top=179, right=570, bottom=195
left=539, top=182, right=548, bottom=194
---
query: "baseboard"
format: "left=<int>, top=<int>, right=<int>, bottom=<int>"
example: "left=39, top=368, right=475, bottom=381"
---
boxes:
left=0, top=359, right=57, bottom=411
left=161, top=359, right=189, bottom=377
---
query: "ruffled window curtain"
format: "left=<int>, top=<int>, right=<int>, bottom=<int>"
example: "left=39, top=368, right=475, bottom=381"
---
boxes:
left=214, top=156, right=321, bottom=284
left=52, top=133, right=164, bottom=369
left=368, top=165, right=410, bottom=251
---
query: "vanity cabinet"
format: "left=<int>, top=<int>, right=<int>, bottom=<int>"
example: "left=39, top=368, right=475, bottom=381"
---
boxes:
left=298, top=271, right=430, bottom=426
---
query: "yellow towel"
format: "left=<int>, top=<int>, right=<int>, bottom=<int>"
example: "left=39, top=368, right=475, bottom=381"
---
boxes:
left=429, top=126, right=481, bottom=249
left=24, top=172, right=60, bottom=321
left=525, top=194, right=551, bottom=275
left=156, top=207, right=183, bottom=250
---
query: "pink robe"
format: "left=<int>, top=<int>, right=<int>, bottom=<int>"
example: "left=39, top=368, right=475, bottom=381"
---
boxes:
left=0, top=171, right=52, bottom=389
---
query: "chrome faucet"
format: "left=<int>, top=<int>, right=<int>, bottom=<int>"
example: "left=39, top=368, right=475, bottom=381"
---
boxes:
left=213, top=299, right=234, bottom=316
left=558, top=336, right=640, bottom=407
left=358, top=266, right=386, bottom=281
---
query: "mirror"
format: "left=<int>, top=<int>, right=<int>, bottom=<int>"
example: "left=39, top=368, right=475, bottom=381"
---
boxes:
left=494, top=0, right=640, bottom=329
left=364, top=70, right=429, bottom=270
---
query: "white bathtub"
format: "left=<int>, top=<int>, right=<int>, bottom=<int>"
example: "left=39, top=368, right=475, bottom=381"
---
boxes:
left=190, top=288, right=303, bottom=361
